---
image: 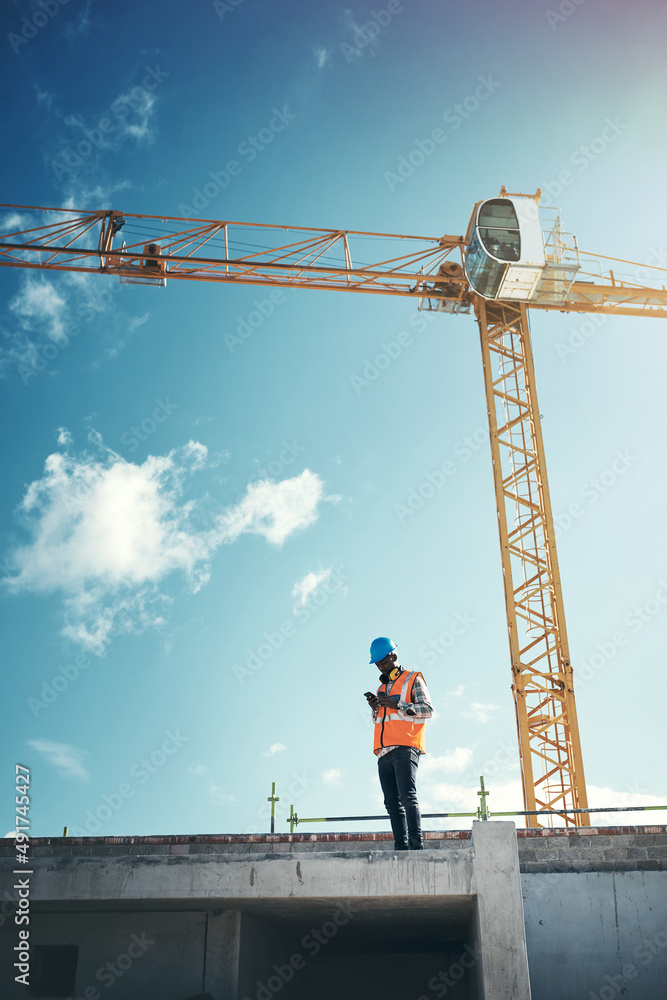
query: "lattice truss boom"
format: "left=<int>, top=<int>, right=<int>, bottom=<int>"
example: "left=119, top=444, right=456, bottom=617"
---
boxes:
left=0, top=205, right=468, bottom=302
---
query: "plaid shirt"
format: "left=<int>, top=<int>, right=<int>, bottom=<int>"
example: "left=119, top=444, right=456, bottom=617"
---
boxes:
left=373, top=670, right=433, bottom=758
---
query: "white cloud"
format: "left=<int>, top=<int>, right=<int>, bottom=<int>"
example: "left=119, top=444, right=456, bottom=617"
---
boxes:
left=586, top=784, right=667, bottom=826
left=209, top=783, right=236, bottom=804
left=292, top=567, right=332, bottom=609
left=28, top=739, right=89, bottom=782
left=461, top=702, right=504, bottom=724
left=129, top=312, right=149, bottom=331
left=62, top=180, right=132, bottom=211
left=57, top=428, right=73, bottom=447
left=3, top=434, right=328, bottom=652
left=115, top=87, right=157, bottom=143
left=63, top=1, right=92, bottom=41
left=218, top=470, right=325, bottom=547
left=313, top=46, right=330, bottom=69
left=9, top=275, right=68, bottom=345
left=322, top=768, right=342, bottom=783
left=446, top=684, right=465, bottom=699
left=188, top=764, right=206, bottom=775
left=263, top=743, right=286, bottom=757
left=421, top=777, right=523, bottom=816
left=420, top=747, right=474, bottom=776
left=2, top=212, right=29, bottom=231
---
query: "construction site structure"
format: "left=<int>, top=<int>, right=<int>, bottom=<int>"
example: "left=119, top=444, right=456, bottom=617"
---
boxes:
left=2, top=190, right=666, bottom=827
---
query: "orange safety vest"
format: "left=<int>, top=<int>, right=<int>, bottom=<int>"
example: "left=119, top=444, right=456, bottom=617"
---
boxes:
left=373, top=670, right=426, bottom=755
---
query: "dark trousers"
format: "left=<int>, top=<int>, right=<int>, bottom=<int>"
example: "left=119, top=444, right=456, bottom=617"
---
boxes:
left=377, top=745, right=423, bottom=850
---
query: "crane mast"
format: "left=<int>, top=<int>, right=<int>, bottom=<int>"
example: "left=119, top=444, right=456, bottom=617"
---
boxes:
left=2, top=201, right=666, bottom=826
left=478, top=301, right=588, bottom=826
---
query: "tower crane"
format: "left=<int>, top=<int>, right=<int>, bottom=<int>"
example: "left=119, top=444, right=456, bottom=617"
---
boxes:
left=2, top=190, right=667, bottom=827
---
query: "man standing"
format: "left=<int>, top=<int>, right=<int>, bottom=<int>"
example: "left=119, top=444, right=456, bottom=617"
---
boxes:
left=365, top=637, right=433, bottom=851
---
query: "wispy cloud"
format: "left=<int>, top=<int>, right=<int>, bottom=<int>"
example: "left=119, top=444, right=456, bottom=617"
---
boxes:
left=420, top=747, right=474, bottom=776
left=461, top=702, right=504, bottom=724
left=188, top=764, right=206, bottom=775
left=28, top=739, right=89, bottom=782
left=3, top=433, right=329, bottom=652
left=9, top=275, right=68, bottom=346
left=292, top=567, right=332, bottom=609
left=129, top=313, right=149, bottom=332
left=445, top=684, right=465, bottom=700
left=341, top=10, right=381, bottom=61
left=420, top=778, right=523, bottom=819
left=209, top=783, right=236, bottom=804
left=2, top=211, right=29, bottom=231
left=263, top=743, right=286, bottom=757
left=313, top=46, right=330, bottom=69
left=63, top=0, right=93, bottom=42
left=322, top=768, right=342, bottom=783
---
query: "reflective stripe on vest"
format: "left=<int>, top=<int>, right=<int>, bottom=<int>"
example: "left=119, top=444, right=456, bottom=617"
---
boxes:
left=373, top=670, right=426, bottom=755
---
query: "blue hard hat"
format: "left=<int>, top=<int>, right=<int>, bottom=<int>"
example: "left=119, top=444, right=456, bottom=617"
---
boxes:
left=369, top=636, right=397, bottom=663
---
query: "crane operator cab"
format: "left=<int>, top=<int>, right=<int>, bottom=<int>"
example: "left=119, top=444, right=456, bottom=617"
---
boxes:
left=464, top=188, right=580, bottom=305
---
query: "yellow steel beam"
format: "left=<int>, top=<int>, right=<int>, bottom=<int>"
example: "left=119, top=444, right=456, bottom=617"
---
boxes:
left=476, top=299, right=590, bottom=827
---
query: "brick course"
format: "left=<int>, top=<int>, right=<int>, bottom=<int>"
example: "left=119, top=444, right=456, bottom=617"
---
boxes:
left=2, top=826, right=665, bottom=872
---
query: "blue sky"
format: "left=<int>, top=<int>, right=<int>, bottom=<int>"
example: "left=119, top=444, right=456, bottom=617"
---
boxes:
left=1, top=0, right=666, bottom=839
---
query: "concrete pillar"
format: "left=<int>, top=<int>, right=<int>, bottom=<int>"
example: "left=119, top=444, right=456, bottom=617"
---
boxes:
left=204, top=909, right=241, bottom=999
left=471, top=821, right=532, bottom=1000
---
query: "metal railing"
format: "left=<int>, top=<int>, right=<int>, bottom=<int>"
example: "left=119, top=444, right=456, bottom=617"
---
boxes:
left=283, top=777, right=667, bottom=834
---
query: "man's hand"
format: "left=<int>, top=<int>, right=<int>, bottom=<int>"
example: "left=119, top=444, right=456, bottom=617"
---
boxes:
left=376, top=693, right=400, bottom=710
left=365, top=692, right=379, bottom=711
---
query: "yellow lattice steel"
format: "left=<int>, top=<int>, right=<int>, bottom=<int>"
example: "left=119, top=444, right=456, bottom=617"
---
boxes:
left=477, top=300, right=589, bottom=826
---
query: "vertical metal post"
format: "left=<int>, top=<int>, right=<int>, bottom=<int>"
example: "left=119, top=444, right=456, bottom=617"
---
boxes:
left=477, top=776, right=490, bottom=821
left=289, top=805, right=296, bottom=835
left=267, top=782, right=279, bottom=834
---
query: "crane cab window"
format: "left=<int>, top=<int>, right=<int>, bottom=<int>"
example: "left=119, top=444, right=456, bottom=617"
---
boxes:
left=478, top=199, right=520, bottom=262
